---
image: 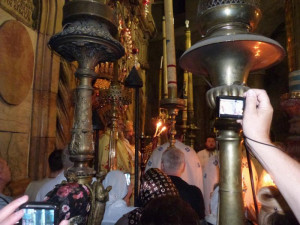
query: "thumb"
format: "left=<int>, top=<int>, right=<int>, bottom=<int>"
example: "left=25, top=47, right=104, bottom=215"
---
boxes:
left=244, top=89, right=258, bottom=116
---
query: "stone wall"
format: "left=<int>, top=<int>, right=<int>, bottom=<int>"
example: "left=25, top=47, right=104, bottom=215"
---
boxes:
left=0, top=0, right=64, bottom=196
left=0, top=8, right=37, bottom=196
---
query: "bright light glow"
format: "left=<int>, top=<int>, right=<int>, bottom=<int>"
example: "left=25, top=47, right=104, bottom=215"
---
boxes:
left=154, top=121, right=162, bottom=137
left=157, top=126, right=167, bottom=136
left=263, top=173, right=276, bottom=187
left=224, top=8, right=231, bottom=16
left=225, top=66, right=233, bottom=76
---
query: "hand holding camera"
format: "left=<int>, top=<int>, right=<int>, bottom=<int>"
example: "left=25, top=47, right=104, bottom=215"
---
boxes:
left=216, top=95, right=245, bottom=119
left=241, top=89, right=273, bottom=144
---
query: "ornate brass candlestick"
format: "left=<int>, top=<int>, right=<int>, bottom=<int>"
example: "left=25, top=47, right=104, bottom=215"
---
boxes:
left=98, top=81, right=132, bottom=171
left=49, top=1, right=124, bottom=223
left=49, top=0, right=124, bottom=183
left=180, top=20, right=190, bottom=144
left=180, top=0, right=285, bottom=224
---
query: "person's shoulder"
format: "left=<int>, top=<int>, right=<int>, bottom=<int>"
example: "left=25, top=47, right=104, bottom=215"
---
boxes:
left=174, top=141, right=197, bottom=154
left=197, top=149, right=208, bottom=156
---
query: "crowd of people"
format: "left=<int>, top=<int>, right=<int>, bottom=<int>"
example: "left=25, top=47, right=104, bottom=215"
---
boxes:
left=0, top=89, right=300, bottom=225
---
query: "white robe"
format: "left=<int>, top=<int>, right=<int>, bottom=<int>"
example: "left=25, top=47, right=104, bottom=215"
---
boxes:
left=145, top=140, right=203, bottom=192
left=102, top=170, right=136, bottom=225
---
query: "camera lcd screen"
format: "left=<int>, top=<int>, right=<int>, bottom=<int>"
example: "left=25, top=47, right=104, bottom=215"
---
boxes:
left=217, top=96, right=245, bottom=119
left=20, top=202, right=57, bottom=225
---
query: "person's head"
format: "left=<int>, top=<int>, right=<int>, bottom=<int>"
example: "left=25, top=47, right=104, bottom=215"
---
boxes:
left=161, top=147, right=185, bottom=177
left=48, top=149, right=63, bottom=173
left=205, top=136, right=216, bottom=151
left=139, top=168, right=179, bottom=207
left=102, top=170, right=128, bottom=203
left=0, top=157, right=11, bottom=191
left=124, top=120, right=135, bottom=145
left=45, top=182, right=91, bottom=225
left=140, top=196, right=200, bottom=225
left=257, top=186, right=299, bottom=225
left=127, top=168, right=179, bottom=224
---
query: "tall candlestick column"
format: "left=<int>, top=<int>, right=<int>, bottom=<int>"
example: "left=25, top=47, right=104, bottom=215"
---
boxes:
left=162, top=17, right=168, bottom=99
left=160, top=0, right=184, bottom=147
left=48, top=1, right=124, bottom=183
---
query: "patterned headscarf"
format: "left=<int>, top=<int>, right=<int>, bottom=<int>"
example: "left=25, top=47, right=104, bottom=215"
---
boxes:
left=44, top=182, right=91, bottom=225
left=128, top=168, right=179, bottom=224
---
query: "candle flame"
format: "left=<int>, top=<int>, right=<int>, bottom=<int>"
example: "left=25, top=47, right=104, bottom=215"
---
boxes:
left=157, top=126, right=167, bottom=136
left=154, top=121, right=162, bottom=137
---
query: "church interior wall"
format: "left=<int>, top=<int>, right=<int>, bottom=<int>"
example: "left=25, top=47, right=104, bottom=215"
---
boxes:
left=0, top=0, right=295, bottom=197
left=0, top=7, right=37, bottom=195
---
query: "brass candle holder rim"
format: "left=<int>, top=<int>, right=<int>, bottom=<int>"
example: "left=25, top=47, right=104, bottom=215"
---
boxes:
left=160, top=98, right=185, bottom=110
left=197, top=0, right=260, bottom=14
left=179, top=33, right=285, bottom=75
left=63, top=0, right=118, bottom=35
left=49, top=34, right=125, bottom=63
left=197, top=3, right=261, bottom=36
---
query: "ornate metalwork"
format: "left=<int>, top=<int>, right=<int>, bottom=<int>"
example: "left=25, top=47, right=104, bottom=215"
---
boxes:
left=0, top=0, right=40, bottom=29
left=98, top=81, right=132, bottom=170
left=197, top=0, right=261, bottom=37
left=98, top=82, right=132, bottom=107
left=49, top=0, right=124, bottom=223
left=180, top=0, right=285, bottom=224
left=198, top=0, right=260, bottom=13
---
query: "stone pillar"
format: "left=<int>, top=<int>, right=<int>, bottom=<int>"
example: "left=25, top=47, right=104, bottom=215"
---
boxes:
left=29, top=0, right=64, bottom=180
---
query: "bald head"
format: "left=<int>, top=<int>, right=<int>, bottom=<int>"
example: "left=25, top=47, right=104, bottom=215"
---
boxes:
left=161, top=148, right=185, bottom=176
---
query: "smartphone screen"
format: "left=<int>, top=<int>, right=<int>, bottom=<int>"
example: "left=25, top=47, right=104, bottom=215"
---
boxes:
left=20, top=202, right=57, bottom=225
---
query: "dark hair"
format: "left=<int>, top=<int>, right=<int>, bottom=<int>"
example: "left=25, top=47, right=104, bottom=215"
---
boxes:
left=139, top=196, right=200, bottom=225
left=206, top=134, right=216, bottom=140
left=48, top=149, right=63, bottom=172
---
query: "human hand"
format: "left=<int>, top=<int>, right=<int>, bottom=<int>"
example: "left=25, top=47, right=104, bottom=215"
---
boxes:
left=0, top=195, right=28, bottom=225
left=240, top=89, right=273, bottom=144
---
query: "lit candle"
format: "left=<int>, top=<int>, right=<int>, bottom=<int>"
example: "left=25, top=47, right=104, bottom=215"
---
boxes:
left=154, top=121, right=162, bottom=137
left=157, top=126, right=167, bottom=137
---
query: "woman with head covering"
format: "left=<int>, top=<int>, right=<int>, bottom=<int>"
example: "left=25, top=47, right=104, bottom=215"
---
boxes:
left=116, top=168, right=180, bottom=225
left=257, top=186, right=299, bottom=225
left=101, top=170, right=136, bottom=225
left=44, top=182, right=91, bottom=225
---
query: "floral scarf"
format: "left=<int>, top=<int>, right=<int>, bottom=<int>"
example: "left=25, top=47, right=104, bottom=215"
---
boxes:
left=44, top=182, right=91, bottom=224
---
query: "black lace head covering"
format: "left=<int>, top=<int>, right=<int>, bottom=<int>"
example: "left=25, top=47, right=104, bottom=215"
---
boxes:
left=127, top=168, right=179, bottom=224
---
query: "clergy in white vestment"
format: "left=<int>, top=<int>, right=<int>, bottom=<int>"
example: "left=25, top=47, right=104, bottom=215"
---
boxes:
left=145, top=140, right=203, bottom=192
